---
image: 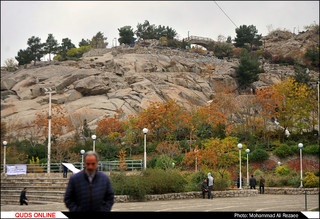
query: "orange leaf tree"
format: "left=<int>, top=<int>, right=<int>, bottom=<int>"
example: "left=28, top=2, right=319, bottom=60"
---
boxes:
left=127, top=100, right=191, bottom=142
left=34, top=104, right=74, bottom=138
left=184, top=137, right=245, bottom=178
left=96, top=114, right=125, bottom=138
left=116, top=149, right=128, bottom=172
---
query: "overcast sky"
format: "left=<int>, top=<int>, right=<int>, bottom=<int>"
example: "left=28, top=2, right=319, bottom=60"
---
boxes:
left=1, top=1, right=319, bottom=66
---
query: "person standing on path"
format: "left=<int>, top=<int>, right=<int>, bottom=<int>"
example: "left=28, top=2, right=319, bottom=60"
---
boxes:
left=20, top=187, right=28, bottom=205
left=259, top=176, right=265, bottom=194
left=62, top=158, right=68, bottom=178
left=249, top=175, right=257, bottom=189
left=64, top=151, right=114, bottom=212
left=207, top=173, right=214, bottom=199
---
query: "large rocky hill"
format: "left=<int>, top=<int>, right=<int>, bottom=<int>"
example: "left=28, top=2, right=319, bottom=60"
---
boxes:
left=1, top=31, right=319, bottom=139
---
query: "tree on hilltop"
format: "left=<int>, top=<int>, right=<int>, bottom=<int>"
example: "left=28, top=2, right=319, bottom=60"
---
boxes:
left=234, top=25, right=262, bottom=50
left=90, top=31, right=108, bottom=48
left=118, top=26, right=135, bottom=45
left=27, top=36, right=45, bottom=65
left=44, top=34, right=59, bottom=61
left=58, top=38, right=75, bottom=60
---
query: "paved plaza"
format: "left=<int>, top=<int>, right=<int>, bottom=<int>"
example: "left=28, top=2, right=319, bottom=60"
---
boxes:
left=1, top=194, right=319, bottom=212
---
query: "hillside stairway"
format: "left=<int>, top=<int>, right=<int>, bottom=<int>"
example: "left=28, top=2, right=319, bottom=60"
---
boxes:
left=1, top=174, right=69, bottom=205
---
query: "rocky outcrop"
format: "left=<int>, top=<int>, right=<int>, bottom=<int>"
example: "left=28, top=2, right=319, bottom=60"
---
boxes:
left=1, top=38, right=319, bottom=138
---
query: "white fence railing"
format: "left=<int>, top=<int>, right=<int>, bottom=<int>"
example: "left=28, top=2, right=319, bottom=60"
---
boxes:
left=0, top=160, right=143, bottom=173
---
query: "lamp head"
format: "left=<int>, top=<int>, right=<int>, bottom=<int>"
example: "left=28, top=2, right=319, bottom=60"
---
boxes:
left=3, top=141, right=7, bottom=146
left=142, top=128, right=149, bottom=134
left=246, top=149, right=250, bottom=154
left=91, top=135, right=96, bottom=140
left=237, top=143, right=243, bottom=150
left=298, top=143, right=303, bottom=149
left=80, top=150, right=85, bottom=155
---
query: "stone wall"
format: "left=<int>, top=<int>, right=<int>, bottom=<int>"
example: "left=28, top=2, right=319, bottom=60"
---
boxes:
left=114, top=190, right=259, bottom=202
left=264, top=187, right=319, bottom=195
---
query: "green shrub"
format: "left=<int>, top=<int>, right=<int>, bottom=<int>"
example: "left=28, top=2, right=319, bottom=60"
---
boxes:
left=253, top=169, right=263, bottom=177
left=303, top=172, right=319, bottom=188
left=142, top=168, right=187, bottom=194
left=275, top=165, right=290, bottom=176
left=273, top=144, right=294, bottom=158
left=110, top=173, right=148, bottom=201
left=249, top=149, right=269, bottom=162
left=213, top=171, right=231, bottom=191
left=303, top=145, right=320, bottom=156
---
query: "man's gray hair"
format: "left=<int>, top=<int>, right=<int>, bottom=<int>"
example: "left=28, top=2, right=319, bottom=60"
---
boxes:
left=84, top=151, right=99, bottom=162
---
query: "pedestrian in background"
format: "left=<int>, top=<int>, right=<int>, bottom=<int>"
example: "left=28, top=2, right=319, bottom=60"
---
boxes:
left=20, top=187, right=28, bottom=205
left=64, top=151, right=114, bottom=212
left=201, top=178, right=209, bottom=199
left=63, top=158, right=68, bottom=178
left=259, top=176, right=265, bottom=194
left=249, top=175, right=257, bottom=189
left=237, top=175, right=244, bottom=188
left=207, top=172, right=214, bottom=199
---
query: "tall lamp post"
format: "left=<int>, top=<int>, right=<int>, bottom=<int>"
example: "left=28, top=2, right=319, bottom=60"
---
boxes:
left=142, top=128, right=148, bottom=170
left=3, top=141, right=7, bottom=174
left=44, top=87, right=56, bottom=173
left=237, top=143, right=243, bottom=189
left=298, top=143, right=303, bottom=187
left=194, top=149, right=199, bottom=172
left=91, top=135, right=96, bottom=152
left=80, top=150, right=85, bottom=170
left=246, top=148, right=250, bottom=187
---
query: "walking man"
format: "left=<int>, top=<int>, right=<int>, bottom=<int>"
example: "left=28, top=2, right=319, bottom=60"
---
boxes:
left=259, top=176, right=265, bottom=194
left=207, top=172, right=214, bottom=199
left=20, top=188, right=28, bottom=205
left=64, top=151, right=114, bottom=211
left=249, top=175, right=257, bottom=189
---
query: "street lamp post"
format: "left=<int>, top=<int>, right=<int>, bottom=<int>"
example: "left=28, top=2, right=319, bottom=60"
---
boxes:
left=298, top=143, right=303, bottom=187
left=142, top=128, right=148, bottom=170
left=44, top=88, right=56, bottom=173
left=80, top=150, right=85, bottom=170
left=3, top=141, right=7, bottom=174
left=246, top=148, right=250, bottom=187
left=237, top=143, right=243, bottom=189
left=91, top=135, right=96, bottom=152
left=194, top=149, right=199, bottom=172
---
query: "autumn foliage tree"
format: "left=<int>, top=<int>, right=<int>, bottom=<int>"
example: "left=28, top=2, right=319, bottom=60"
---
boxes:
left=96, top=114, right=125, bottom=138
left=117, top=149, right=128, bottom=172
left=254, top=85, right=283, bottom=140
left=127, top=100, right=191, bottom=141
left=273, top=77, right=316, bottom=136
left=34, top=104, right=73, bottom=138
left=184, top=137, right=245, bottom=178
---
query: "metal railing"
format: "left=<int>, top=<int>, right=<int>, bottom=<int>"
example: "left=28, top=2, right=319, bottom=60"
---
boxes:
left=184, top=36, right=215, bottom=42
left=0, top=159, right=143, bottom=173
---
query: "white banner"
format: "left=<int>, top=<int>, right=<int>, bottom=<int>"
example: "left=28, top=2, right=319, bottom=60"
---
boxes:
left=1, top=212, right=68, bottom=219
left=6, top=164, right=27, bottom=175
left=62, top=163, right=80, bottom=174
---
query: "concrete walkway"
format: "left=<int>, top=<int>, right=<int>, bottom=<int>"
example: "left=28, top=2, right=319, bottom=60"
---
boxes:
left=1, top=194, right=319, bottom=212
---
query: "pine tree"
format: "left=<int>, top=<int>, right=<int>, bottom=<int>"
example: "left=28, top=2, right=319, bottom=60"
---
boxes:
left=44, top=34, right=59, bottom=61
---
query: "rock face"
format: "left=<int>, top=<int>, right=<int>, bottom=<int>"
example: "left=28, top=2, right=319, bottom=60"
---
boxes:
left=1, top=38, right=319, bottom=138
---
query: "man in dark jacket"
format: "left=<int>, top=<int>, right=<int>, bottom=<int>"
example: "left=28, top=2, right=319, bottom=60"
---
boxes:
left=64, top=151, right=114, bottom=212
left=201, top=178, right=208, bottom=199
left=249, top=175, right=257, bottom=189
left=20, top=187, right=28, bottom=205
left=63, top=158, right=68, bottom=178
left=259, top=176, right=265, bottom=194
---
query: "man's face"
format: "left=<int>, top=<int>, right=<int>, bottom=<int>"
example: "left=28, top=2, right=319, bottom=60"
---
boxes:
left=85, top=155, right=98, bottom=174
